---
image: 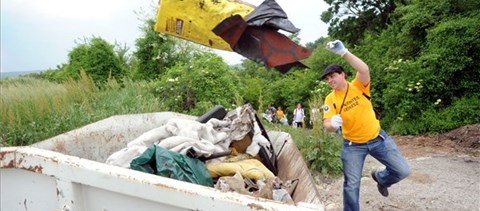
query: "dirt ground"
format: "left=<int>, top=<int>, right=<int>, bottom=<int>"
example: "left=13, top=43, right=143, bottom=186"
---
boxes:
left=315, top=124, right=480, bottom=211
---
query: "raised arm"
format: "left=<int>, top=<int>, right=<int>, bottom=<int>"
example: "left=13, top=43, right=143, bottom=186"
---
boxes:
left=326, top=40, right=370, bottom=85
left=343, top=51, right=370, bottom=85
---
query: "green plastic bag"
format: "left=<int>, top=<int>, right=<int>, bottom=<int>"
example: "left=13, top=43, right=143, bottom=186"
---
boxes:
left=130, top=145, right=214, bottom=187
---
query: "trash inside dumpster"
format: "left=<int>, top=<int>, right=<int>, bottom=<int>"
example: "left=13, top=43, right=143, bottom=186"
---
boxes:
left=1, top=104, right=324, bottom=211
left=130, top=144, right=214, bottom=187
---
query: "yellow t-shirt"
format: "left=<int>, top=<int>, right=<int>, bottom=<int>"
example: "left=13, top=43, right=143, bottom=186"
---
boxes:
left=277, top=110, right=284, bottom=120
left=322, top=78, right=380, bottom=143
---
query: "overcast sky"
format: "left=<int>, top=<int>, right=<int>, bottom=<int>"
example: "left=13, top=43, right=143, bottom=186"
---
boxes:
left=1, top=0, right=328, bottom=73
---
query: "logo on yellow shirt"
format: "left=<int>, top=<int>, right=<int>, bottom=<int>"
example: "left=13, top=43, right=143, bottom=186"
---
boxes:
left=322, top=105, right=331, bottom=113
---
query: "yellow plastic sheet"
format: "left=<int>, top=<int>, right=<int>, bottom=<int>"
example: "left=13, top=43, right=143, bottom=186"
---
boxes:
left=207, top=158, right=275, bottom=181
left=155, top=0, right=255, bottom=51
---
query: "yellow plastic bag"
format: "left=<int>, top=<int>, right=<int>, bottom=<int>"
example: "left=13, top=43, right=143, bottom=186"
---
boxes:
left=207, top=158, right=274, bottom=181
left=155, top=0, right=255, bottom=51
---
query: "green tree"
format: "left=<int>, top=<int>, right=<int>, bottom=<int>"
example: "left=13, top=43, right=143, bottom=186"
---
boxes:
left=389, top=0, right=479, bottom=58
left=114, top=42, right=132, bottom=72
left=148, top=52, right=242, bottom=115
left=321, top=0, right=402, bottom=45
left=234, top=60, right=285, bottom=110
left=132, top=19, right=179, bottom=79
left=419, top=13, right=480, bottom=104
left=353, top=0, right=480, bottom=133
left=305, top=37, right=327, bottom=50
left=240, top=76, right=268, bottom=110
left=64, top=37, right=126, bottom=84
left=236, top=59, right=282, bottom=80
left=269, top=69, right=319, bottom=118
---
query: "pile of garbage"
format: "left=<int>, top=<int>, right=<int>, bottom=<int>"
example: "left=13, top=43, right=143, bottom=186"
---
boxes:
left=106, top=104, right=297, bottom=204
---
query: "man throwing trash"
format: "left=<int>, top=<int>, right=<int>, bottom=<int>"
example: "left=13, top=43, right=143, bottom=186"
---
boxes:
left=321, top=40, right=411, bottom=211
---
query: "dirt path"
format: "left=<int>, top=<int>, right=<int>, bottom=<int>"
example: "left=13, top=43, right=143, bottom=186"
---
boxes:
left=316, top=124, right=480, bottom=211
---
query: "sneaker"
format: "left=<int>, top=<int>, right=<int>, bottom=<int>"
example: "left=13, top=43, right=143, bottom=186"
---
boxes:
left=371, top=170, right=389, bottom=197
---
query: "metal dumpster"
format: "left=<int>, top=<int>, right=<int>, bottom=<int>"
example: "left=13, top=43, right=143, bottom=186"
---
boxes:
left=1, top=112, right=323, bottom=211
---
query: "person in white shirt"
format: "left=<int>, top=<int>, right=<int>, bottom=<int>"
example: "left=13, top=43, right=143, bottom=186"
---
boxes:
left=293, top=103, right=304, bottom=128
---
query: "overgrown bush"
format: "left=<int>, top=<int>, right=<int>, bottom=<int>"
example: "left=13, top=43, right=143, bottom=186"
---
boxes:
left=132, top=19, right=181, bottom=79
left=147, top=52, right=242, bottom=115
left=299, top=132, right=342, bottom=176
left=267, top=70, right=319, bottom=118
left=305, top=95, right=342, bottom=176
left=64, top=37, right=127, bottom=84
left=378, top=11, right=480, bottom=134
left=240, top=77, right=268, bottom=110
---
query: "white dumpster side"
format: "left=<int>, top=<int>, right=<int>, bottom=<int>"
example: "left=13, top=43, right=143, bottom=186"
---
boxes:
left=1, top=147, right=321, bottom=211
left=1, top=112, right=324, bottom=210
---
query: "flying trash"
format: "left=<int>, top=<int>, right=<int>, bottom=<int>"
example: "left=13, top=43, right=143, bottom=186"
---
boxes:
left=154, top=0, right=312, bottom=73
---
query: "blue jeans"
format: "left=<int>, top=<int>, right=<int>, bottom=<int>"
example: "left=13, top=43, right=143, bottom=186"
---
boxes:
left=341, top=129, right=410, bottom=211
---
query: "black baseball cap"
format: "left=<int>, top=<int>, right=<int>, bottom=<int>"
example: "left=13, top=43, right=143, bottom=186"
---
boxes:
left=321, top=64, right=345, bottom=79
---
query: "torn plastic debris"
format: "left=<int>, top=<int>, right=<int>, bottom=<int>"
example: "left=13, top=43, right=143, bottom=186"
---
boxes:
left=212, top=0, right=312, bottom=73
left=244, top=0, right=300, bottom=33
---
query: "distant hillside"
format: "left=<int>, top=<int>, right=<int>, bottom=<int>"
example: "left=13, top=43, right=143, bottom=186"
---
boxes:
left=1, top=70, right=43, bottom=79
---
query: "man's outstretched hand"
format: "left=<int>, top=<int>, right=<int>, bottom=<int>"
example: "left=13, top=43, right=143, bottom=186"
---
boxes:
left=326, top=40, right=348, bottom=57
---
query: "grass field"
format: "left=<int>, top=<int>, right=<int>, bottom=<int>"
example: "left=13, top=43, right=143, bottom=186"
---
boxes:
left=0, top=73, right=162, bottom=146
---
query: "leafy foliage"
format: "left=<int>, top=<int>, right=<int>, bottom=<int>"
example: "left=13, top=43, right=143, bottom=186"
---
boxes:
left=321, top=0, right=401, bottom=45
left=298, top=133, right=342, bottom=175
left=240, top=76, right=269, bottom=110
left=420, top=12, right=480, bottom=101
left=236, top=60, right=282, bottom=80
left=64, top=37, right=126, bottom=84
left=147, top=52, right=242, bottom=115
left=391, top=0, right=479, bottom=58
left=305, top=37, right=327, bottom=50
left=352, top=0, right=480, bottom=134
left=132, top=19, right=179, bottom=79
left=306, top=94, right=342, bottom=175
left=269, top=70, right=319, bottom=117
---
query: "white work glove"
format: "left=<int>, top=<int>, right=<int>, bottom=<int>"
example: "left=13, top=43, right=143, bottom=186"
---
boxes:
left=326, top=40, right=348, bottom=57
left=331, top=114, right=343, bottom=130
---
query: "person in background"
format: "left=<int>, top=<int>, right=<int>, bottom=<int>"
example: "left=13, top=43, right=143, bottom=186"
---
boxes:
left=293, top=103, right=305, bottom=128
left=321, top=40, right=410, bottom=211
left=276, top=106, right=284, bottom=123
left=268, top=104, right=278, bottom=123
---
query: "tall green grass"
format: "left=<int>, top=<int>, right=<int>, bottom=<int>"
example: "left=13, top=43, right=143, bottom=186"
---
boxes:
left=1, top=72, right=162, bottom=146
